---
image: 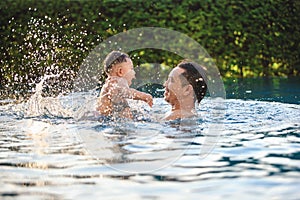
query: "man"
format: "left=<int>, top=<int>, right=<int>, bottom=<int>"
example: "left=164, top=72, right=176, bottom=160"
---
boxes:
left=163, top=61, right=207, bottom=120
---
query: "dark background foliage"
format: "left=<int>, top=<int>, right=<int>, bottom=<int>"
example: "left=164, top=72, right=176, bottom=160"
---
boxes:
left=0, top=0, right=299, bottom=99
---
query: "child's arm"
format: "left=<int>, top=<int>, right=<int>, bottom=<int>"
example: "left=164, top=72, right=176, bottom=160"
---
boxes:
left=128, top=88, right=153, bottom=107
left=112, top=78, right=153, bottom=107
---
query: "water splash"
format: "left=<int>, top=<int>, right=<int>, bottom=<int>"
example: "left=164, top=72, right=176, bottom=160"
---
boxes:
left=15, top=72, right=101, bottom=121
left=0, top=14, right=105, bottom=118
left=19, top=72, right=73, bottom=118
left=1, top=14, right=96, bottom=100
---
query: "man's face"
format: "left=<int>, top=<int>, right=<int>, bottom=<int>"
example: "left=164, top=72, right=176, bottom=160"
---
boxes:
left=163, top=67, right=186, bottom=106
left=119, top=58, right=136, bottom=85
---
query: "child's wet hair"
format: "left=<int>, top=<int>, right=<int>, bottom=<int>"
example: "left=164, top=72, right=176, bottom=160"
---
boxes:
left=103, top=51, right=130, bottom=74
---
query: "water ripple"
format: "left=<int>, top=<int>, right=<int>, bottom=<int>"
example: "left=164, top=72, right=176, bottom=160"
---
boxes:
left=0, top=98, right=299, bottom=199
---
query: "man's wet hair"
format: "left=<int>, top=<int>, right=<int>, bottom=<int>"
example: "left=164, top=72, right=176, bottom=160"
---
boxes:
left=103, top=51, right=130, bottom=74
left=178, top=61, right=207, bottom=103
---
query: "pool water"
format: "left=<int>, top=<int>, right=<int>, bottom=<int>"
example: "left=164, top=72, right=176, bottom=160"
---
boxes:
left=225, top=77, right=300, bottom=104
left=0, top=87, right=299, bottom=199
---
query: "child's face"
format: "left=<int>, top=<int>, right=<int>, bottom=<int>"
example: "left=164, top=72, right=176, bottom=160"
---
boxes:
left=118, top=58, right=136, bottom=86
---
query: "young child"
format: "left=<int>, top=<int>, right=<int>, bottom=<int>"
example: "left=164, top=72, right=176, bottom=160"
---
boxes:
left=97, top=51, right=153, bottom=119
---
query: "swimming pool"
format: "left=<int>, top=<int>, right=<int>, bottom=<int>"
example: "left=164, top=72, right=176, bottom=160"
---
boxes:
left=0, top=85, right=299, bottom=199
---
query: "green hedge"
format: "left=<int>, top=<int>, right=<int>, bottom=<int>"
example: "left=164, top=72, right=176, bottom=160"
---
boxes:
left=0, top=0, right=299, bottom=99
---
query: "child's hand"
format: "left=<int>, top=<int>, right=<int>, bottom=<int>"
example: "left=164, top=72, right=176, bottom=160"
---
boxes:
left=144, top=93, right=153, bottom=107
left=129, top=89, right=153, bottom=107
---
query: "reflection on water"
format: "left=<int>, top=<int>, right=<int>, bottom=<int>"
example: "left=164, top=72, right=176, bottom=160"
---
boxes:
left=0, top=93, right=299, bottom=199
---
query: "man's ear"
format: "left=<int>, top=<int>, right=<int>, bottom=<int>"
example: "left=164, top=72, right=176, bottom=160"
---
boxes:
left=183, top=84, right=193, bottom=96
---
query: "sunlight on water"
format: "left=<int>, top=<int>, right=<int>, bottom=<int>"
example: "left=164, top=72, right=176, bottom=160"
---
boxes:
left=0, top=91, right=299, bottom=199
left=1, top=46, right=300, bottom=197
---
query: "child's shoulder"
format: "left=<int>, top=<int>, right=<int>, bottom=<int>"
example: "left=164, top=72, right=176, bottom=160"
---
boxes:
left=110, top=77, right=129, bottom=88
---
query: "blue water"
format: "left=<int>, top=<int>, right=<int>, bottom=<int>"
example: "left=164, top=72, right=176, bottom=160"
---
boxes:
left=0, top=81, right=299, bottom=200
left=225, top=77, right=300, bottom=104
